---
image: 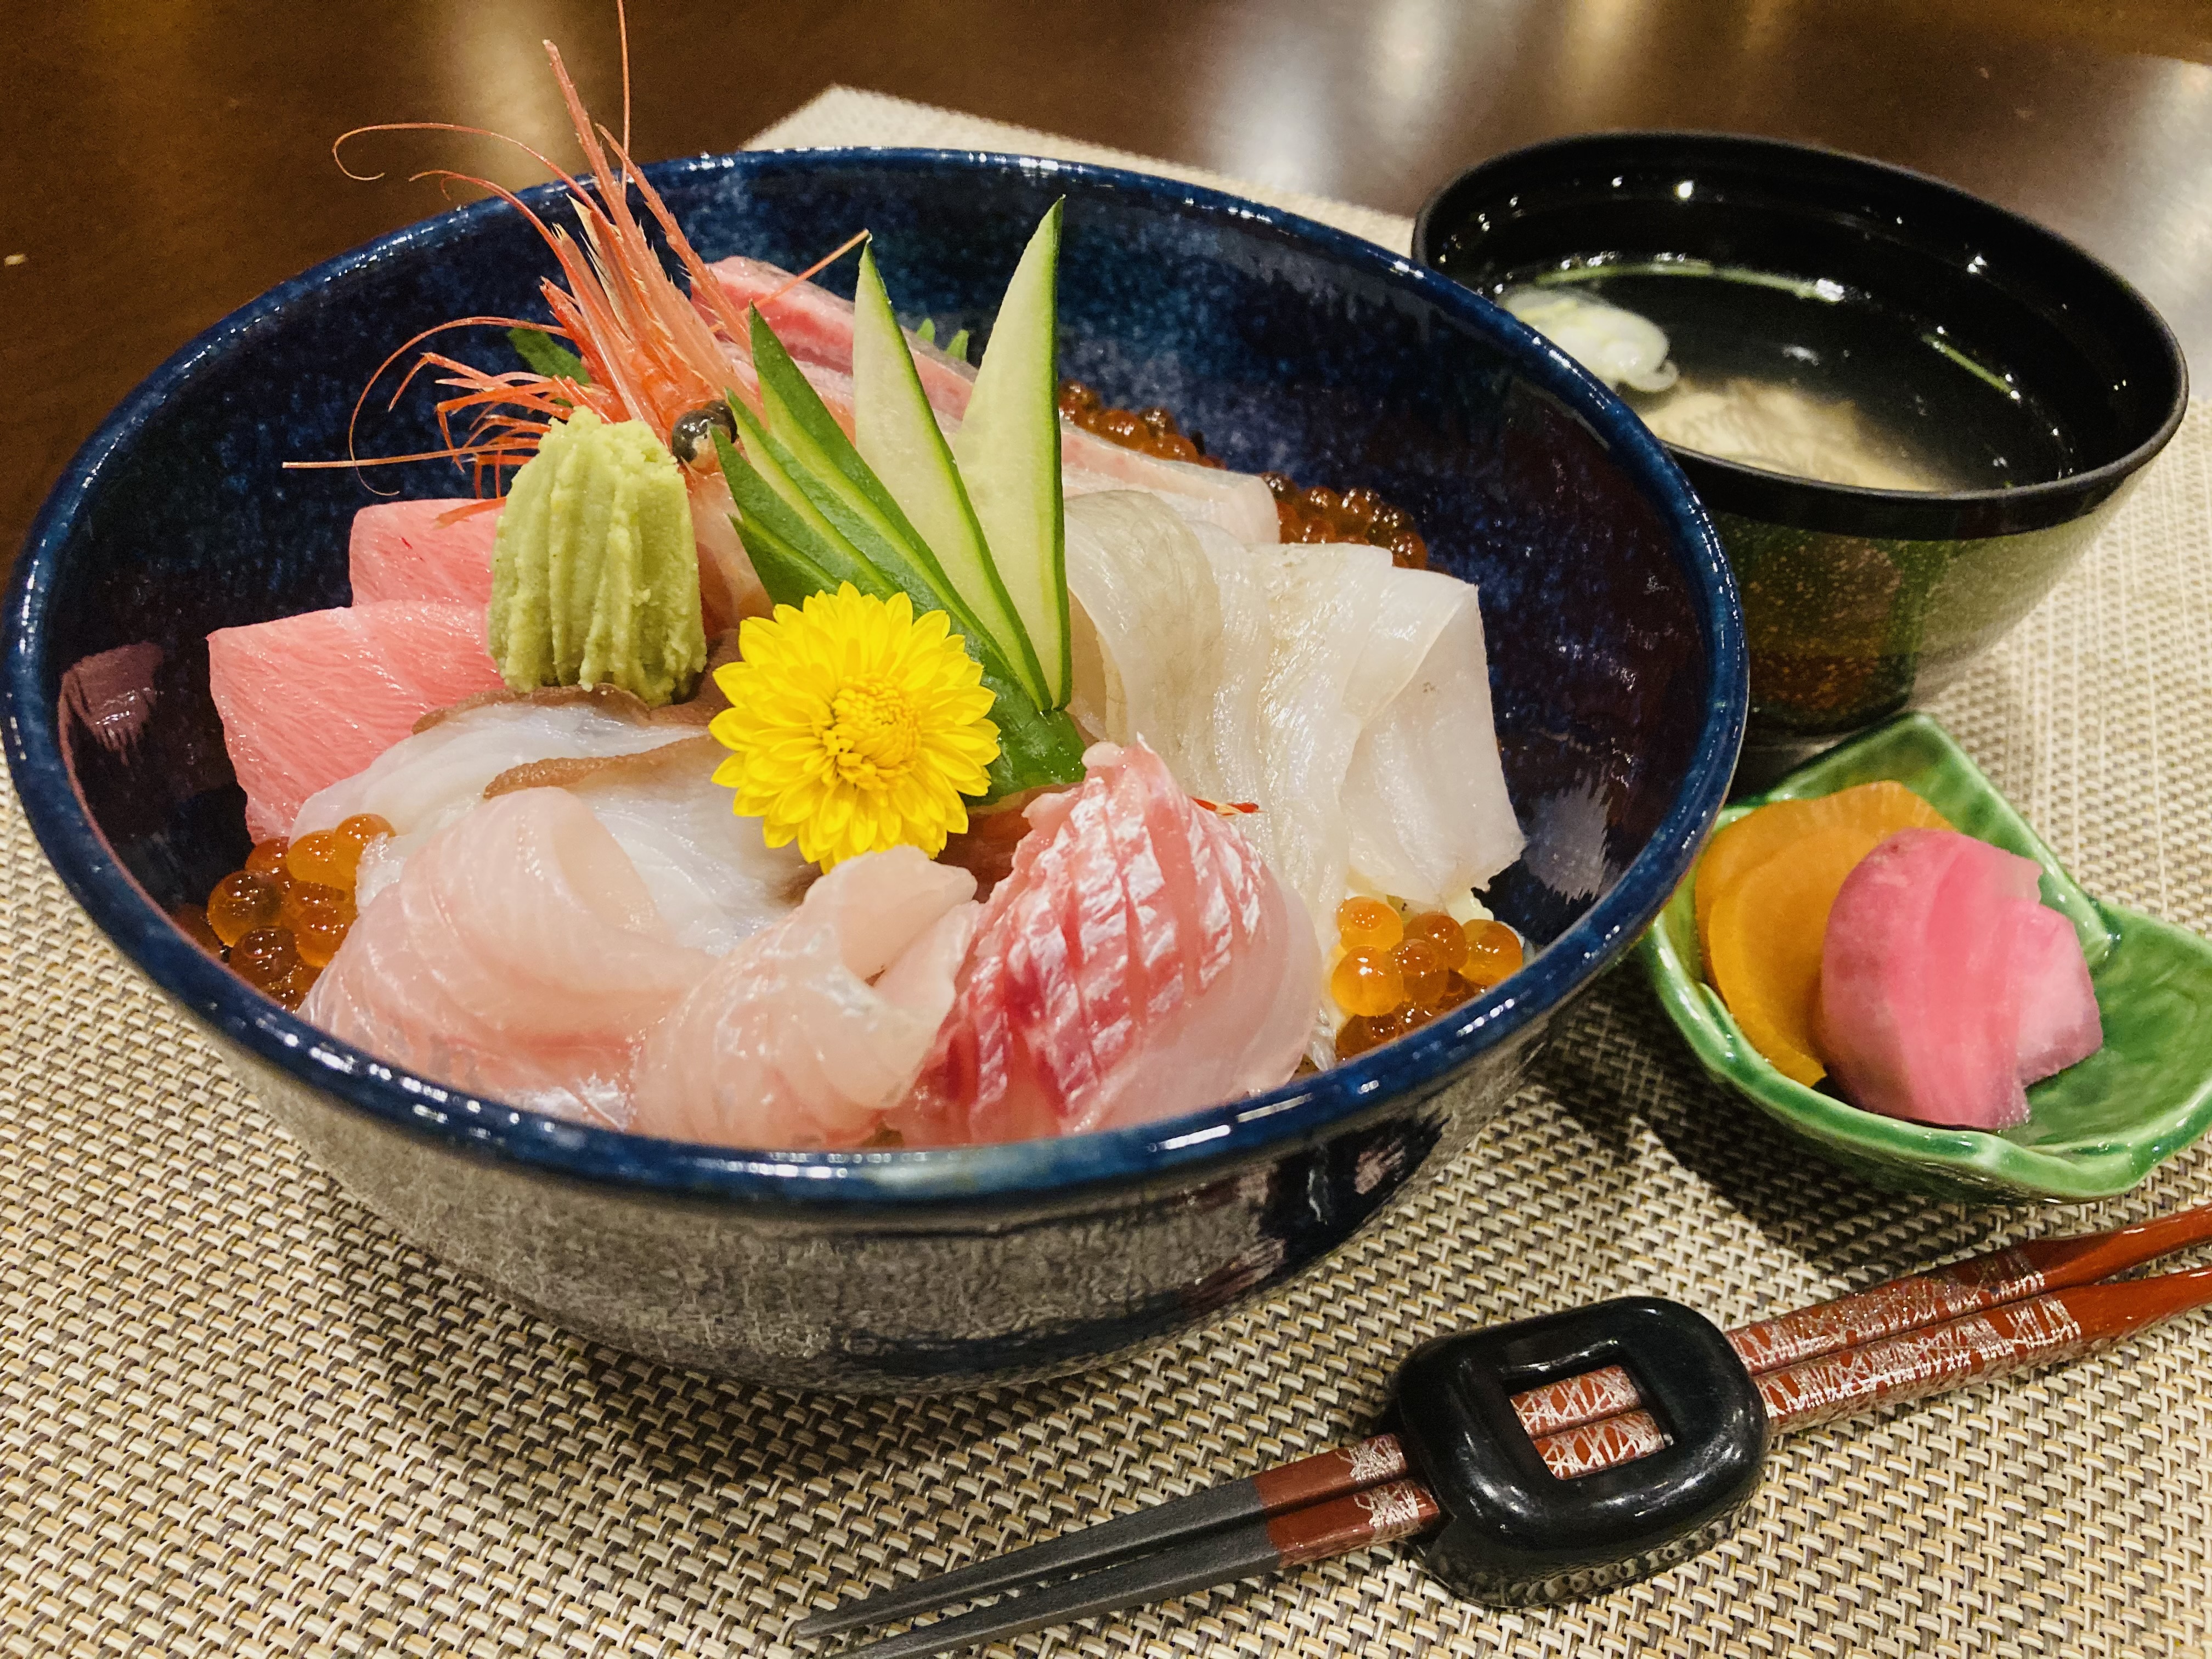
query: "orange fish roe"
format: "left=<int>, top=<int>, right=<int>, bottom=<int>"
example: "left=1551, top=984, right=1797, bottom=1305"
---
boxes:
left=1403, top=910, right=1469, bottom=972
left=1056, top=380, right=1427, bottom=567
left=1331, top=900, right=1523, bottom=1057
left=206, top=870, right=284, bottom=946
left=1057, top=381, right=1227, bottom=468
left=189, top=821, right=390, bottom=1006
left=1334, top=895, right=1403, bottom=951
left=1462, top=917, right=1524, bottom=989
left=1260, top=476, right=1429, bottom=569
left=1330, top=946, right=1404, bottom=1018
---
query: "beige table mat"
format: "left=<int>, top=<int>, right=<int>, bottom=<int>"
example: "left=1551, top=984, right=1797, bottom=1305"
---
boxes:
left=7, top=86, right=2211, bottom=1659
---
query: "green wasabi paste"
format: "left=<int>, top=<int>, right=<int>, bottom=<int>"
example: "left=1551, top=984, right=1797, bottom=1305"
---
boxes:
left=488, top=409, right=707, bottom=706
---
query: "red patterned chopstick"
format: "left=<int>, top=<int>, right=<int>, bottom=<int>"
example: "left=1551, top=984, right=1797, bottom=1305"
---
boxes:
left=1534, top=1262, right=2212, bottom=1478
left=1510, top=1204, right=2212, bottom=1440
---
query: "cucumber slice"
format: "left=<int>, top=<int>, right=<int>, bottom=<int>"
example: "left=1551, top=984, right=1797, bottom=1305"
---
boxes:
left=952, top=201, right=1069, bottom=708
left=714, top=411, right=1088, bottom=803
left=852, top=246, right=1048, bottom=707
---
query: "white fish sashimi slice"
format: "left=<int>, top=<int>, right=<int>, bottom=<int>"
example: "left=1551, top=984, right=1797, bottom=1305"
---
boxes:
left=629, top=847, right=979, bottom=1150
left=545, top=737, right=814, bottom=957
left=1063, top=490, right=1523, bottom=955
left=293, top=699, right=697, bottom=845
left=1064, top=492, right=1228, bottom=794
left=303, top=788, right=708, bottom=1128
left=1344, top=581, right=1523, bottom=899
left=293, top=696, right=808, bottom=955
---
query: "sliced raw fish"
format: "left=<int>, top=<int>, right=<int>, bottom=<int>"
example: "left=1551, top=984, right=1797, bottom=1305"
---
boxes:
left=1064, top=492, right=1522, bottom=961
left=701, top=257, right=1282, bottom=543
left=1819, top=828, right=2049, bottom=1129
left=348, top=498, right=502, bottom=606
left=296, top=692, right=808, bottom=952
left=630, top=847, right=978, bottom=1149
left=208, top=600, right=505, bottom=840
left=303, top=787, right=708, bottom=1127
left=2009, top=901, right=2103, bottom=1084
left=893, top=740, right=1317, bottom=1146
left=505, top=735, right=815, bottom=956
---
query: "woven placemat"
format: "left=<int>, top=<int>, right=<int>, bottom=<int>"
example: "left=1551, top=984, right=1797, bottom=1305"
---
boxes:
left=6, top=88, right=2210, bottom=1658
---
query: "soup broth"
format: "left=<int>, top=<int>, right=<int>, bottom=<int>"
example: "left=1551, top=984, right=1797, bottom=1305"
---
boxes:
left=1497, top=260, right=2076, bottom=494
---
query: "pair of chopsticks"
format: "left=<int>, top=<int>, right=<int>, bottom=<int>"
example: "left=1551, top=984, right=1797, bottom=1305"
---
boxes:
left=795, top=1204, right=2212, bottom=1657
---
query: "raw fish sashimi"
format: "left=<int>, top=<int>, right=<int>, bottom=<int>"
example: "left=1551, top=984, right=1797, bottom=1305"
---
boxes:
left=702, top=257, right=1283, bottom=543
left=631, top=847, right=978, bottom=1149
left=348, top=498, right=502, bottom=606
left=1818, top=828, right=2053, bottom=1129
left=296, top=691, right=809, bottom=953
left=893, top=740, right=1317, bottom=1146
left=208, top=600, right=505, bottom=840
left=303, top=787, right=708, bottom=1127
left=1064, top=492, right=1522, bottom=962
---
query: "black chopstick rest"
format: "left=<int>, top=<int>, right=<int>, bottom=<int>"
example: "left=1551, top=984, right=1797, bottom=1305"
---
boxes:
left=1392, top=1296, right=1769, bottom=1606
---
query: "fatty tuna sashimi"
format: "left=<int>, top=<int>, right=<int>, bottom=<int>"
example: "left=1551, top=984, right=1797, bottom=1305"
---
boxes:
left=703, top=257, right=1283, bottom=543
left=1819, top=828, right=2051, bottom=1130
left=208, top=600, right=504, bottom=840
left=2008, top=900, right=2103, bottom=1084
left=347, top=498, right=503, bottom=606
left=892, top=740, right=1317, bottom=1146
left=295, top=692, right=809, bottom=953
left=630, top=848, right=978, bottom=1149
left=303, top=787, right=708, bottom=1127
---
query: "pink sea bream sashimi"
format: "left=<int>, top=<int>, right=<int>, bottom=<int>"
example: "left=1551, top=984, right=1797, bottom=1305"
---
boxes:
left=891, top=739, right=1319, bottom=1146
left=303, top=787, right=709, bottom=1126
left=630, top=847, right=978, bottom=1150
left=207, top=600, right=504, bottom=839
left=1818, top=827, right=2101, bottom=1130
left=347, top=498, right=502, bottom=607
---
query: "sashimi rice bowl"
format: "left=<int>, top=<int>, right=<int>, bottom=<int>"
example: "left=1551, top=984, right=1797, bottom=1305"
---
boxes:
left=7, top=71, right=1742, bottom=1389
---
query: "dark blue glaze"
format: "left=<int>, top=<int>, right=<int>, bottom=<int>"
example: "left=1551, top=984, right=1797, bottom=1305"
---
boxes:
left=6, top=150, right=1745, bottom=1391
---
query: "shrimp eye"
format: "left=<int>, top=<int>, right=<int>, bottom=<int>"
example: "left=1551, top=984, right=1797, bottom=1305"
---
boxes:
left=670, top=401, right=737, bottom=465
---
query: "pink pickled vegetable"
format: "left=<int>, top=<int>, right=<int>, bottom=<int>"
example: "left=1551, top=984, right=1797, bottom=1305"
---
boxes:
left=2010, top=900, right=2103, bottom=1084
left=208, top=600, right=505, bottom=839
left=347, top=498, right=501, bottom=606
left=891, top=738, right=1318, bottom=1146
left=1818, top=827, right=2100, bottom=1130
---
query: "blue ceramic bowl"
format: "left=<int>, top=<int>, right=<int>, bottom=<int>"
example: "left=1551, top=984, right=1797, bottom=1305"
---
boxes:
left=5, top=150, right=1744, bottom=1392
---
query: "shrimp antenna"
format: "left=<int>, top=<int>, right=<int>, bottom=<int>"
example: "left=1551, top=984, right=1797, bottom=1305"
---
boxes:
left=617, top=0, right=632, bottom=158
left=761, top=230, right=872, bottom=310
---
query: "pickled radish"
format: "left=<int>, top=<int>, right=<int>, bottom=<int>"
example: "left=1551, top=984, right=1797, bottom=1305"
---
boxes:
left=1816, top=828, right=2079, bottom=1130
left=1706, top=823, right=1895, bottom=1086
left=1695, top=781, right=1950, bottom=966
left=2008, top=900, right=2104, bottom=1085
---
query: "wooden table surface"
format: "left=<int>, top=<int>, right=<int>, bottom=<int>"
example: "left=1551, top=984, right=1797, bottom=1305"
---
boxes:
left=4, top=1, right=2208, bottom=574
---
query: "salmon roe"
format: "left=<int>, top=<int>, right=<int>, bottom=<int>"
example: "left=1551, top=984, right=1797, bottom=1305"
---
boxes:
left=1463, top=917, right=1524, bottom=989
left=1057, top=380, right=1427, bottom=567
left=187, top=819, right=390, bottom=1006
left=1331, top=946, right=1404, bottom=1018
left=1334, top=895, right=1403, bottom=951
left=1331, top=900, right=1522, bottom=1057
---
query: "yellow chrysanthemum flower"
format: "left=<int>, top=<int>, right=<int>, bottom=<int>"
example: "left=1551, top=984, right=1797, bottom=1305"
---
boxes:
left=709, top=584, right=1001, bottom=867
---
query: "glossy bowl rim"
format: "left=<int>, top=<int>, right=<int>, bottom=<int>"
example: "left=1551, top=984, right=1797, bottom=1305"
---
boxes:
left=1411, top=128, right=2190, bottom=542
left=5, top=145, right=1745, bottom=1211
